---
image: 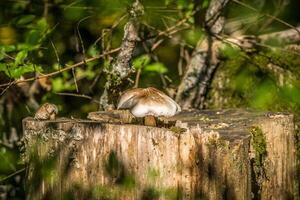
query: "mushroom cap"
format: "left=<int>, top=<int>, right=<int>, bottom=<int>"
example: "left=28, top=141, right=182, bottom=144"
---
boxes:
left=117, top=87, right=181, bottom=117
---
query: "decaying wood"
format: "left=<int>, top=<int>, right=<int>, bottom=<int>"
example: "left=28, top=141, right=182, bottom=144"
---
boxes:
left=23, top=109, right=298, bottom=200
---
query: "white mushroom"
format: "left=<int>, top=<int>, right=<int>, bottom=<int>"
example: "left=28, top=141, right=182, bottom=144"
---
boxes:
left=117, top=87, right=181, bottom=126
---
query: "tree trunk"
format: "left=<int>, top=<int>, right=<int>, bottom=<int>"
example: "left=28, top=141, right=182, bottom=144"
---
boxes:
left=22, top=109, right=298, bottom=200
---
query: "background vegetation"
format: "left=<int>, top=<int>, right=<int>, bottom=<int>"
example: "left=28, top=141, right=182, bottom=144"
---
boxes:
left=0, top=0, right=300, bottom=199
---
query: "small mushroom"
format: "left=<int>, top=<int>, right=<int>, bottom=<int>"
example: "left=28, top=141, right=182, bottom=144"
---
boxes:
left=34, top=103, right=58, bottom=120
left=117, top=87, right=181, bottom=126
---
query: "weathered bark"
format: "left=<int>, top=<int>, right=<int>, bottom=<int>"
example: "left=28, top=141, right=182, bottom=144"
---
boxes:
left=176, top=0, right=230, bottom=109
left=23, top=109, right=298, bottom=200
left=100, top=0, right=144, bottom=109
left=259, top=26, right=300, bottom=44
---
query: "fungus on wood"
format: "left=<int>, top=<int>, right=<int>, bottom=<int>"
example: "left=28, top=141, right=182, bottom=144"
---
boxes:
left=22, top=109, right=298, bottom=200
left=117, top=87, right=181, bottom=126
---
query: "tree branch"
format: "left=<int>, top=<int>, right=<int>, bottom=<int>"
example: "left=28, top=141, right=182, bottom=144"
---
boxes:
left=176, top=0, right=230, bottom=109
left=0, top=48, right=120, bottom=89
left=110, top=0, right=144, bottom=81
left=99, top=0, right=144, bottom=109
left=259, top=26, right=300, bottom=44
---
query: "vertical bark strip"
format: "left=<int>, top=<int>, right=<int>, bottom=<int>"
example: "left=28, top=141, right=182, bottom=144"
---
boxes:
left=100, top=0, right=144, bottom=109
left=176, top=0, right=230, bottom=109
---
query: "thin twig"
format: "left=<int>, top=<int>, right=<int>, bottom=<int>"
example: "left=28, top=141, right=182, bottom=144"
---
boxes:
left=0, top=81, right=14, bottom=96
left=50, top=40, right=61, bottom=69
left=76, top=16, right=91, bottom=62
left=2, top=52, right=15, bottom=60
left=56, top=92, right=100, bottom=104
left=93, top=14, right=128, bottom=46
left=232, top=0, right=300, bottom=35
left=0, top=48, right=120, bottom=88
left=215, top=34, right=300, bottom=56
left=0, top=168, right=26, bottom=183
left=43, top=0, right=49, bottom=18
left=71, top=67, right=79, bottom=92
left=178, top=44, right=184, bottom=76
left=63, top=0, right=83, bottom=10
left=89, top=70, right=103, bottom=91
left=133, top=68, right=141, bottom=88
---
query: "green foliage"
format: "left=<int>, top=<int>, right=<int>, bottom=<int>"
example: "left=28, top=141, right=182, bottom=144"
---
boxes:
left=16, top=15, right=35, bottom=26
left=144, top=62, right=168, bottom=74
left=183, top=28, right=204, bottom=46
left=209, top=46, right=300, bottom=114
left=0, top=147, right=18, bottom=173
left=0, top=63, right=42, bottom=78
left=0, top=18, right=50, bottom=78
left=133, top=54, right=151, bottom=69
left=51, top=77, right=76, bottom=92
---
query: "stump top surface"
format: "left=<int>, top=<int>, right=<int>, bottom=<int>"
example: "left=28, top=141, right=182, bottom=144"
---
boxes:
left=23, top=109, right=293, bottom=143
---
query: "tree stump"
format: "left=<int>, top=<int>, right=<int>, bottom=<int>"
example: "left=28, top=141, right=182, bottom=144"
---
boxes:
left=22, top=109, right=298, bottom=200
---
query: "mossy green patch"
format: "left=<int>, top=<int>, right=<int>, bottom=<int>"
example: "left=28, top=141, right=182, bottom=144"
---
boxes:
left=249, top=126, right=268, bottom=197
left=169, top=126, right=187, bottom=134
left=250, top=126, right=267, bottom=167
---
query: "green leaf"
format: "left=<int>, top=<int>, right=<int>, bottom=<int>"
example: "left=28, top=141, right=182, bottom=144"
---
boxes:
left=2, top=45, right=16, bottom=52
left=0, top=63, right=7, bottom=73
left=16, top=15, right=35, bottom=25
left=219, top=44, right=241, bottom=58
left=0, top=45, right=16, bottom=61
left=184, top=28, right=204, bottom=46
left=52, top=78, right=64, bottom=92
left=144, top=62, right=168, bottom=74
left=0, top=63, right=42, bottom=78
left=202, top=0, right=210, bottom=8
left=16, top=43, right=35, bottom=51
left=15, top=50, right=28, bottom=65
left=12, top=64, right=42, bottom=78
left=51, top=77, right=75, bottom=92
left=36, top=18, right=48, bottom=31
left=25, top=18, right=49, bottom=45
left=87, top=45, right=100, bottom=57
left=133, top=54, right=151, bottom=69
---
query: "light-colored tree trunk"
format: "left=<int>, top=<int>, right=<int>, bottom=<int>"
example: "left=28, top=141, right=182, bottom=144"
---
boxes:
left=22, top=109, right=298, bottom=200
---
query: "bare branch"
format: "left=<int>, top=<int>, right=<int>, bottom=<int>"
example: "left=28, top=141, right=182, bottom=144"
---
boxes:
left=259, top=26, right=300, bottom=44
left=56, top=92, right=100, bottom=104
left=232, top=0, right=300, bottom=36
left=99, top=0, right=144, bottom=109
left=110, top=0, right=144, bottom=81
left=0, top=48, right=120, bottom=89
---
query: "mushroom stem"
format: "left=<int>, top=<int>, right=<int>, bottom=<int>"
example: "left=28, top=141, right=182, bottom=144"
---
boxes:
left=144, top=116, right=156, bottom=126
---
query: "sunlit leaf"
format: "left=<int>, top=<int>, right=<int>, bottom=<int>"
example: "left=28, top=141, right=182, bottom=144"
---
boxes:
left=144, top=62, right=168, bottom=74
left=87, top=45, right=100, bottom=57
left=133, top=54, right=151, bottom=69
left=15, top=50, right=28, bottom=65
left=183, top=28, right=204, bottom=46
left=25, top=18, right=49, bottom=45
left=51, top=77, right=76, bottom=92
